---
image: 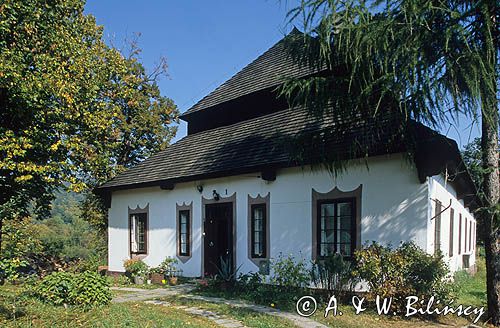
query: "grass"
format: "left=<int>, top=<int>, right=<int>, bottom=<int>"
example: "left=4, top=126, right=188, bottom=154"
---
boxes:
left=454, top=256, right=487, bottom=308
left=0, top=284, right=214, bottom=328
left=0, top=259, right=489, bottom=328
left=163, top=296, right=293, bottom=328
left=0, top=284, right=293, bottom=328
left=310, top=299, right=473, bottom=328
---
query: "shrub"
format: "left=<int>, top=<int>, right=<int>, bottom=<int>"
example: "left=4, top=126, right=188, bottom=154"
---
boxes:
left=310, top=253, right=358, bottom=295
left=34, top=271, right=111, bottom=307
left=236, top=270, right=299, bottom=309
left=354, top=241, right=451, bottom=311
left=215, top=256, right=242, bottom=282
left=270, top=253, right=309, bottom=289
left=397, top=242, right=450, bottom=298
left=0, top=217, right=43, bottom=282
left=34, top=272, right=75, bottom=306
left=68, top=271, right=112, bottom=306
left=123, top=258, right=148, bottom=277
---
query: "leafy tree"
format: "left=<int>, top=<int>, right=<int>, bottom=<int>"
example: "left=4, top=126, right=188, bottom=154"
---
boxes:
left=0, top=0, right=178, bottom=246
left=282, top=0, right=498, bottom=323
left=463, top=138, right=487, bottom=197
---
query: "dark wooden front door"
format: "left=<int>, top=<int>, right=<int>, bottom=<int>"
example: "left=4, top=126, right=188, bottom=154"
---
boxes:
left=204, top=202, right=233, bottom=276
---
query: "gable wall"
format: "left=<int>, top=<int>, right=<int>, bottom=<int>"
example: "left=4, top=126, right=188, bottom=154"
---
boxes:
left=108, top=153, right=429, bottom=276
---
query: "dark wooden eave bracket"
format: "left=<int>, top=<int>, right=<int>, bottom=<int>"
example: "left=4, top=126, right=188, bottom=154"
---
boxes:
left=261, top=170, right=276, bottom=182
left=160, top=182, right=175, bottom=190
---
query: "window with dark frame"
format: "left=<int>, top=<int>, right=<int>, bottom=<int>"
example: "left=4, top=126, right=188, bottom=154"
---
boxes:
left=434, top=200, right=442, bottom=254
left=449, top=208, right=454, bottom=257
left=178, top=210, right=190, bottom=256
left=130, top=213, right=147, bottom=254
left=250, top=204, right=266, bottom=258
left=473, top=222, right=476, bottom=250
left=465, top=218, right=468, bottom=252
left=469, top=220, right=472, bottom=252
left=317, top=198, right=356, bottom=259
left=458, top=214, right=462, bottom=254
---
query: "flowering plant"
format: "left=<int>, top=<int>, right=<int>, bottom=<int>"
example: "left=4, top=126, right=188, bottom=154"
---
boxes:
left=123, top=258, right=148, bottom=277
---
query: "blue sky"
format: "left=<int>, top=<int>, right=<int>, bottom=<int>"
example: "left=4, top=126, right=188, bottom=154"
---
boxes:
left=84, top=1, right=480, bottom=148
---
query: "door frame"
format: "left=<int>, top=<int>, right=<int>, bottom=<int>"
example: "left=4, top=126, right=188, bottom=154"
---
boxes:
left=201, top=193, right=236, bottom=277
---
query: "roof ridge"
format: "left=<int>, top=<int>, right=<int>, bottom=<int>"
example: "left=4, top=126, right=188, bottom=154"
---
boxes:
left=181, top=29, right=312, bottom=117
left=181, top=37, right=287, bottom=117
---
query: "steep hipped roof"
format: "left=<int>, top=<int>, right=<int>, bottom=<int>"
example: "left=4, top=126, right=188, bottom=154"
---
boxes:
left=98, top=106, right=406, bottom=190
left=181, top=30, right=317, bottom=117
left=97, top=29, right=479, bottom=210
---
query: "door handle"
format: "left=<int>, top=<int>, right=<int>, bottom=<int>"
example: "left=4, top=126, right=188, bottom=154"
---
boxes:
left=209, top=241, right=214, bottom=247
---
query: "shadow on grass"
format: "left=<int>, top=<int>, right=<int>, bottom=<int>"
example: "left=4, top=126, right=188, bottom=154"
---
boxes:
left=0, top=303, right=26, bottom=320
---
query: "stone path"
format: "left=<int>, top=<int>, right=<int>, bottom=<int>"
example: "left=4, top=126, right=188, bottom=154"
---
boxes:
left=111, top=286, right=327, bottom=328
left=181, top=294, right=328, bottom=328
left=111, top=285, right=194, bottom=303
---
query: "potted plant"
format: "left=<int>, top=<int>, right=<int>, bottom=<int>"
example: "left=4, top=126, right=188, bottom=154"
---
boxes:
left=162, top=257, right=180, bottom=285
left=149, top=267, right=164, bottom=285
left=123, top=258, right=148, bottom=284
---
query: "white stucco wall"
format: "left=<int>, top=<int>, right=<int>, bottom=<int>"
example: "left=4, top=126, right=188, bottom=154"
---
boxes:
left=427, top=175, right=477, bottom=273
left=108, top=153, right=431, bottom=276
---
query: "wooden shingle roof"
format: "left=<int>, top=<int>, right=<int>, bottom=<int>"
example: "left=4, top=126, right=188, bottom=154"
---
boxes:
left=181, top=30, right=317, bottom=117
left=98, top=106, right=405, bottom=190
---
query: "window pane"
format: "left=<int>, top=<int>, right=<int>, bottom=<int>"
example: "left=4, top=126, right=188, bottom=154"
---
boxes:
left=254, top=243, right=263, bottom=256
left=321, top=204, right=334, bottom=217
left=326, top=217, right=335, bottom=230
left=180, top=211, right=188, bottom=223
left=317, top=199, right=356, bottom=259
left=320, top=230, right=327, bottom=243
left=338, top=230, right=351, bottom=243
left=339, top=244, right=351, bottom=256
left=134, top=214, right=146, bottom=252
left=325, top=230, right=335, bottom=243
left=251, top=205, right=266, bottom=258
left=338, top=202, right=352, bottom=217
left=321, top=243, right=334, bottom=256
left=254, top=218, right=262, bottom=231
left=179, top=210, right=190, bottom=255
left=338, top=216, right=351, bottom=230
left=253, top=207, right=263, bottom=220
left=137, top=219, right=144, bottom=234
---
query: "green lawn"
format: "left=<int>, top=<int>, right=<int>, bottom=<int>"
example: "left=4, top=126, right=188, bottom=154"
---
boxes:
left=454, top=256, right=487, bottom=308
left=0, top=285, right=216, bottom=328
left=0, top=284, right=292, bottom=328
left=162, top=296, right=292, bottom=328
left=0, top=258, right=489, bottom=328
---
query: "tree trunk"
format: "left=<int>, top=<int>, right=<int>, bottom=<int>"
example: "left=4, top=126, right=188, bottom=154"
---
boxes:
left=0, top=217, right=2, bottom=255
left=481, top=99, right=499, bottom=326
left=480, top=0, right=499, bottom=323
